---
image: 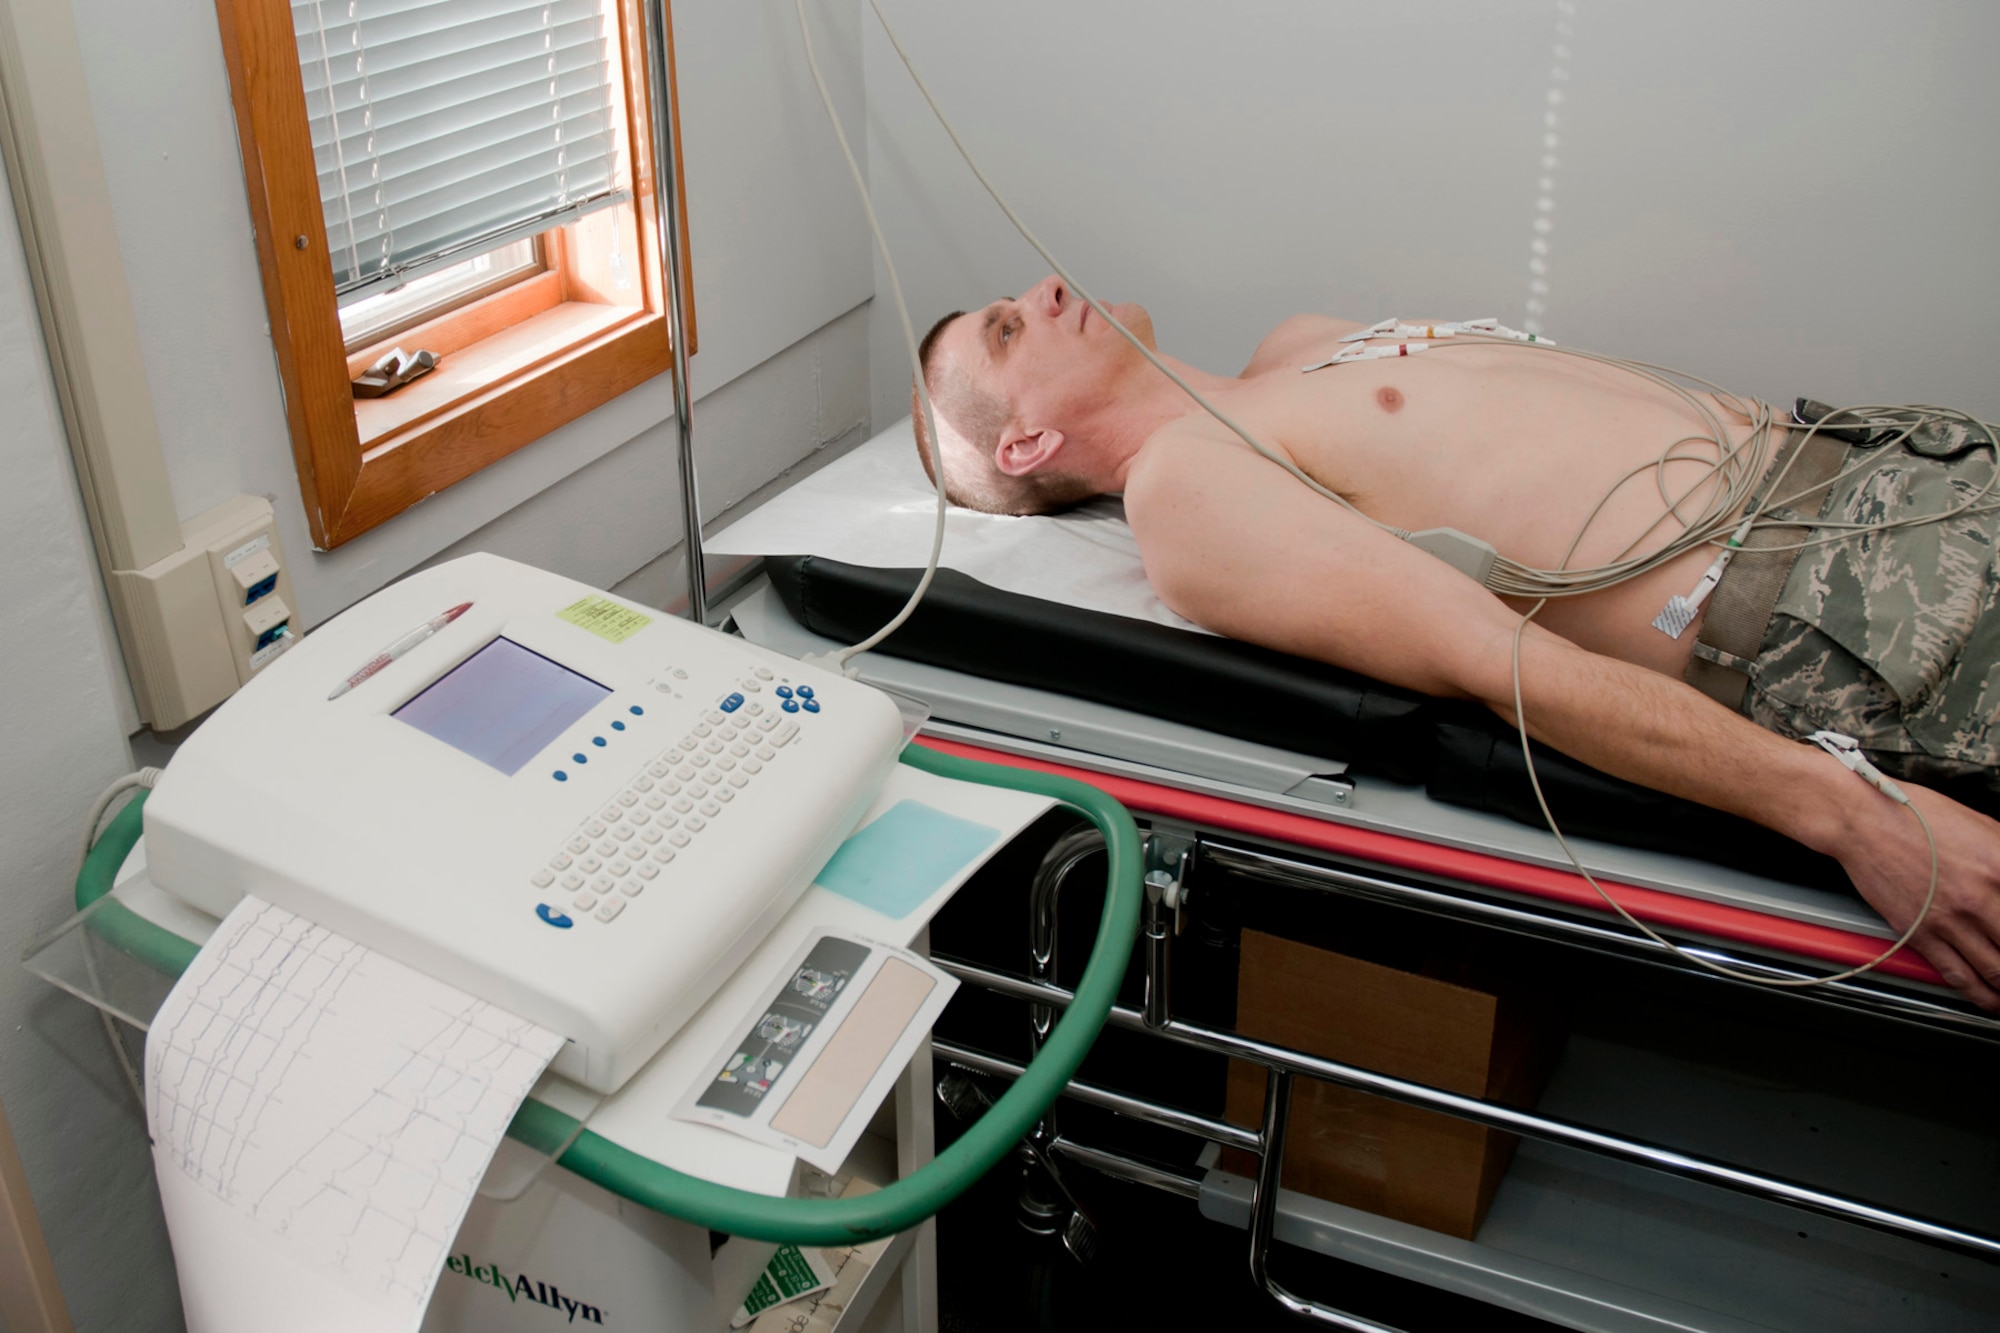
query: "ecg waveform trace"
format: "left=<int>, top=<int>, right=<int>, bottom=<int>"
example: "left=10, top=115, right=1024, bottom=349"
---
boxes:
left=147, top=898, right=563, bottom=1305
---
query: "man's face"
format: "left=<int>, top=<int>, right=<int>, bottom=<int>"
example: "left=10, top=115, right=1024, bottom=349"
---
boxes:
left=934, top=275, right=1155, bottom=452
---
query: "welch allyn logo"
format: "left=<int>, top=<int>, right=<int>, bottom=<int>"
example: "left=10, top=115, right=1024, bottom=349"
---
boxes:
left=446, top=1253, right=607, bottom=1325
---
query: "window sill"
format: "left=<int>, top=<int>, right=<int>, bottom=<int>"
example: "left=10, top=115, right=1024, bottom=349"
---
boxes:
left=357, top=300, right=649, bottom=450
left=324, top=304, right=670, bottom=543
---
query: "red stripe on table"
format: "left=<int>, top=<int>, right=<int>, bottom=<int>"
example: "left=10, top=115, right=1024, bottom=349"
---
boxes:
left=915, top=735, right=1940, bottom=985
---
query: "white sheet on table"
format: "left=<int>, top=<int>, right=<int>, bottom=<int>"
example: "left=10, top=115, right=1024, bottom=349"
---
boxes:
left=707, top=418, right=1210, bottom=634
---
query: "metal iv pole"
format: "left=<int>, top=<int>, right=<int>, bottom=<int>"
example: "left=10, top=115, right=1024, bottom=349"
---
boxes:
left=641, top=0, right=707, bottom=625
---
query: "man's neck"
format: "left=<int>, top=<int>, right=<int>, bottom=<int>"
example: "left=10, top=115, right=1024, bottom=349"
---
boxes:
left=1087, top=353, right=1240, bottom=493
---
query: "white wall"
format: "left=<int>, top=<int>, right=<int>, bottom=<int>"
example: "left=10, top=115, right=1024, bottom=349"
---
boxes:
left=863, top=0, right=2000, bottom=429
left=65, top=0, right=874, bottom=624
left=0, top=149, right=183, bottom=1331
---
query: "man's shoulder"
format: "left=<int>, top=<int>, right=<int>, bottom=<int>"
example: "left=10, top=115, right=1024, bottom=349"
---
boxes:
left=1128, top=416, right=1226, bottom=498
left=1126, top=413, right=1316, bottom=536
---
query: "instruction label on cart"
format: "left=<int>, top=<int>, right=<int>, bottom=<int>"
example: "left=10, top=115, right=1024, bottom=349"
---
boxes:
left=675, top=930, right=955, bottom=1173
left=556, top=596, right=652, bottom=643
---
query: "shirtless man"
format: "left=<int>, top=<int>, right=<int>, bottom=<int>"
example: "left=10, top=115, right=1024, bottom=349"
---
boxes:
left=913, top=275, right=2000, bottom=1010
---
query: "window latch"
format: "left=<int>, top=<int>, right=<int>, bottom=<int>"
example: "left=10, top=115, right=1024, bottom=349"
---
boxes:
left=352, top=347, right=439, bottom=398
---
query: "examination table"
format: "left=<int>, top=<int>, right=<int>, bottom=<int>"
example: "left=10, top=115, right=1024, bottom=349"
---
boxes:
left=704, top=420, right=2000, bottom=1332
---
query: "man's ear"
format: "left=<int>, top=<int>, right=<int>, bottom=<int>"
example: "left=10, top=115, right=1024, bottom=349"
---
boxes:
left=995, top=427, right=1065, bottom=478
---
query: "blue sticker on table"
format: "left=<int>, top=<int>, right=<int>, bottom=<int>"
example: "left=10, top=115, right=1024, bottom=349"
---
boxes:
left=813, top=800, right=1001, bottom=919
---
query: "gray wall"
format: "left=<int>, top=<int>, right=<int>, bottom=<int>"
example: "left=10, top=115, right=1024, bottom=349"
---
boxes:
left=0, top=147, right=176, bottom=1333
left=863, top=0, right=2000, bottom=428
left=1, top=3, right=875, bottom=1329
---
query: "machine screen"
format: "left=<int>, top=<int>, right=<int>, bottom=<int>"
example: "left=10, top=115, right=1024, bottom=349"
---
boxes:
left=393, top=637, right=610, bottom=775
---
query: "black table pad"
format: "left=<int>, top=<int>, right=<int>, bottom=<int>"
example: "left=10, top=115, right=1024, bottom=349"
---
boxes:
left=767, top=556, right=1846, bottom=892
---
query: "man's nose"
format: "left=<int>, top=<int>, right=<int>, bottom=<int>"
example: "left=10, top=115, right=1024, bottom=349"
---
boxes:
left=1026, top=275, right=1064, bottom=317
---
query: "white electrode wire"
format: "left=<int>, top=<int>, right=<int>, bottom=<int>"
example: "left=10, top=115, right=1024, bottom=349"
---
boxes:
left=793, top=0, right=949, bottom=673
left=1723, top=405, right=2000, bottom=555
left=1507, top=606, right=1941, bottom=989
left=74, top=769, right=165, bottom=1111
left=1498, top=486, right=1944, bottom=992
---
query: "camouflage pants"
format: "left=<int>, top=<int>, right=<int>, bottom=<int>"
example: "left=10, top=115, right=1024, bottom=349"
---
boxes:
left=1737, top=406, right=2000, bottom=815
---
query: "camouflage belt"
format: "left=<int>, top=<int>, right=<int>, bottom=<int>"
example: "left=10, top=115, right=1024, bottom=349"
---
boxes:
left=1683, top=411, right=1852, bottom=710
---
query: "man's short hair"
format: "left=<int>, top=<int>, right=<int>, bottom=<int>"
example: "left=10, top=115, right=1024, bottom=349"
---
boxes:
left=911, top=310, right=1099, bottom=517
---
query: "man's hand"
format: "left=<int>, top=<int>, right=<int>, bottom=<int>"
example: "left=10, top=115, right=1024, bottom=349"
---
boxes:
left=1830, top=779, right=2000, bottom=1011
left=1503, top=630, right=2000, bottom=1013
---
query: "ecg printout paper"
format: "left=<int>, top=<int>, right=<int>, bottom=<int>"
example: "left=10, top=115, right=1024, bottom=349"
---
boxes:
left=146, top=896, right=565, bottom=1333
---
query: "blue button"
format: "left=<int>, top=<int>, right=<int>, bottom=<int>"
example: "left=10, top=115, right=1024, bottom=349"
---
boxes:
left=611, top=720, right=626, bottom=731
left=553, top=770, right=569, bottom=782
left=796, top=686, right=814, bottom=700
left=592, top=736, right=607, bottom=747
left=803, top=698, right=820, bottom=713
left=536, top=904, right=574, bottom=929
left=721, top=693, right=744, bottom=712
left=573, top=753, right=589, bottom=764
left=629, top=705, right=644, bottom=715
left=775, top=686, right=793, bottom=699
left=782, top=698, right=800, bottom=713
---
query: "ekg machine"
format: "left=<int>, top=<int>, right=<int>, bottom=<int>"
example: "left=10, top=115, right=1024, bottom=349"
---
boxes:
left=143, top=553, right=907, bottom=1093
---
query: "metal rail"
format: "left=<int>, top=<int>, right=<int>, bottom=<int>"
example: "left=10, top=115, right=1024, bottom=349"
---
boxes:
left=1202, top=839, right=2000, bottom=1041
left=1249, top=1068, right=1406, bottom=1331
left=934, top=958, right=2000, bottom=1264
left=1047, top=1138, right=1204, bottom=1202
left=950, top=782, right=2000, bottom=1321
left=641, top=0, right=706, bottom=625
left=935, top=1040, right=1258, bottom=1154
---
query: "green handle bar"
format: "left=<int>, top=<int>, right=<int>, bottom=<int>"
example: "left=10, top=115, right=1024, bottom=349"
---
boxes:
left=76, top=743, right=1142, bottom=1246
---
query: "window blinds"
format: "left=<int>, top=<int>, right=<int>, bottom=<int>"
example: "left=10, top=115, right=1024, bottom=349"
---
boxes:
left=294, top=0, right=629, bottom=301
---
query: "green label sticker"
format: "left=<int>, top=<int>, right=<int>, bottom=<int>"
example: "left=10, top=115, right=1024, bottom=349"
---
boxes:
left=736, top=1245, right=832, bottom=1323
left=557, top=596, right=652, bottom=644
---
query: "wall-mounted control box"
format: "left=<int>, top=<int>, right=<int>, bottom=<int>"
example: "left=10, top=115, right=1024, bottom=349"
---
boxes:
left=110, top=495, right=301, bottom=730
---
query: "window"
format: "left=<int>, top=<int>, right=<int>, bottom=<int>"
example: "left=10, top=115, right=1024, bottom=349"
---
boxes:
left=213, top=0, right=696, bottom=548
left=339, top=237, right=541, bottom=351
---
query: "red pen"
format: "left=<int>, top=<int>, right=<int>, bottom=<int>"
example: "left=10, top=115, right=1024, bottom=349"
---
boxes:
left=326, top=602, right=473, bottom=700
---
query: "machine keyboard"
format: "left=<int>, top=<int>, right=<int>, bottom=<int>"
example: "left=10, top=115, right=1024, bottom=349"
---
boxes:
left=530, top=677, right=811, bottom=928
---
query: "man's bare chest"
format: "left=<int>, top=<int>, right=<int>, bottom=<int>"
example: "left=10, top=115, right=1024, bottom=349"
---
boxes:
left=1226, top=342, right=1755, bottom=546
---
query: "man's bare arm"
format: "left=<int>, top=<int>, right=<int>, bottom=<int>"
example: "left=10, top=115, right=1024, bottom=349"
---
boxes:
left=1491, top=619, right=2000, bottom=1009
left=1127, top=425, right=2000, bottom=1009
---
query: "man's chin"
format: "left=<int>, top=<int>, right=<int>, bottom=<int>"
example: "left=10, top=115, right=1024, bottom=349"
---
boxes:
left=1111, top=303, right=1156, bottom=348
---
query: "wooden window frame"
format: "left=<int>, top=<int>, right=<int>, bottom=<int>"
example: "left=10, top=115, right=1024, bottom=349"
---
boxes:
left=213, top=0, right=696, bottom=550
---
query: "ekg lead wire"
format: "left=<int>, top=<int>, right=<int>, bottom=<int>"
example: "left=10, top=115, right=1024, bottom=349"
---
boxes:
left=1501, top=488, right=1945, bottom=990
left=1507, top=605, right=1942, bottom=989
left=792, top=0, right=950, bottom=676
left=74, top=769, right=164, bottom=1111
